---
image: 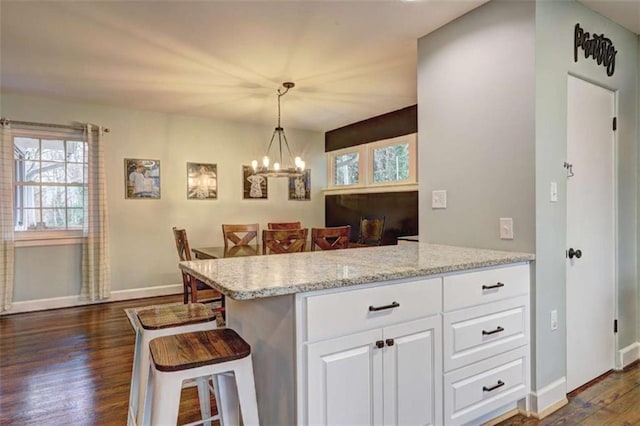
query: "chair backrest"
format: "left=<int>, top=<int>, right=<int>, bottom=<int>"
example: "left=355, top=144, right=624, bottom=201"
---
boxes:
left=172, top=227, right=192, bottom=261
left=267, top=221, right=302, bottom=230
left=262, top=229, right=308, bottom=254
left=222, top=224, right=259, bottom=248
left=358, top=215, right=385, bottom=245
left=311, top=226, right=351, bottom=251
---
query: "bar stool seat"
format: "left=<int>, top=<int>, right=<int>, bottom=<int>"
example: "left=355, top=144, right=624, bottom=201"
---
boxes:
left=128, top=303, right=218, bottom=426
left=143, top=328, right=259, bottom=426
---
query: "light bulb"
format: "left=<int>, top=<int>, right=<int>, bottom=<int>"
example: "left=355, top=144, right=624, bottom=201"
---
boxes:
left=251, top=160, right=258, bottom=170
left=262, top=156, right=270, bottom=168
left=274, top=162, right=281, bottom=171
left=294, top=156, right=302, bottom=167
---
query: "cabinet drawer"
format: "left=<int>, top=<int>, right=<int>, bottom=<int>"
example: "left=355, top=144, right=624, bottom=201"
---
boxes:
left=444, top=346, right=528, bottom=426
left=443, top=296, right=528, bottom=371
left=305, top=278, right=442, bottom=342
left=444, top=264, right=529, bottom=311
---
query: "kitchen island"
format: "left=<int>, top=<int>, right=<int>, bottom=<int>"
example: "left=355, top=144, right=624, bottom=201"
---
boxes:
left=180, top=243, right=534, bottom=425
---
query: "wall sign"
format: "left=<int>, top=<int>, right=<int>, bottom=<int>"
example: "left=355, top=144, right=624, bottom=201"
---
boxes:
left=574, top=23, right=617, bottom=77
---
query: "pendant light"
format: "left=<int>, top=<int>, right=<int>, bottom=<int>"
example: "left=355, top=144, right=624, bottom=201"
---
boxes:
left=251, top=82, right=305, bottom=177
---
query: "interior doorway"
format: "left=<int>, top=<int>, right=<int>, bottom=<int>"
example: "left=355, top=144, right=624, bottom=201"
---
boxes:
left=565, top=74, right=616, bottom=393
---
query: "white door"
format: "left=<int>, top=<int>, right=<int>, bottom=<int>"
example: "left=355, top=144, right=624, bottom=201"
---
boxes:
left=566, top=75, right=615, bottom=392
left=383, top=316, right=442, bottom=426
left=307, top=328, right=383, bottom=425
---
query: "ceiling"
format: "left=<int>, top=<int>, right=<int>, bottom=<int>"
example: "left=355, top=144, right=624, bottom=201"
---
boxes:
left=1, top=1, right=638, bottom=133
left=580, top=0, right=640, bottom=35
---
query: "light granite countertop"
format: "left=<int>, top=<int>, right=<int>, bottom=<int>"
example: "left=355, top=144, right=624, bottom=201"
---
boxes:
left=179, top=243, right=534, bottom=300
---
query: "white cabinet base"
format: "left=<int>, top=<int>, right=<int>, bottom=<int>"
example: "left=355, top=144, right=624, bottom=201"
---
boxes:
left=444, top=346, right=529, bottom=425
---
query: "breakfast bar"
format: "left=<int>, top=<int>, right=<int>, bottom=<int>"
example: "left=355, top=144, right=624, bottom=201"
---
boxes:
left=180, top=243, right=535, bottom=425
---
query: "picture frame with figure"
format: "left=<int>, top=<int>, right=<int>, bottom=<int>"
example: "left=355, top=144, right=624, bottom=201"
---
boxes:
left=187, top=162, right=217, bottom=200
left=242, top=165, right=268, bottom=200
left=289, top=169, right=311, bottom=201
left=124, top=158, right=161, bottom=199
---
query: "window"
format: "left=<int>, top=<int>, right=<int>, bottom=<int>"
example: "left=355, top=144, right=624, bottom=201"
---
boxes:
left=13, top=130, right=87, bottom=237
left=327, top=133, right=417, bottom=192
left=371, top=141, right=410, bottom=184
left=333, top=151, right=360, bottom=186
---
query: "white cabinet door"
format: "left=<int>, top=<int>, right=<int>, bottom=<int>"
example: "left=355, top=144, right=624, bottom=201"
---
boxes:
left=307, top=328, right=383, bottom=425
left=383, top=316, right=442, bottom=426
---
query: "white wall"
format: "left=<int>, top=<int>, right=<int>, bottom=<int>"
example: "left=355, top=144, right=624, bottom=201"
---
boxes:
left=417, top=0, right=535, bottom=254
left=2, top=92, right=325, bottom=308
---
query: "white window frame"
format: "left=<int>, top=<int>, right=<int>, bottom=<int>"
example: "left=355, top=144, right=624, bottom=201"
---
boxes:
left=326, top=146, right=365, bottom=189
left=326, top=133, right=417, bottom=194
left=13, top=128, right=86, bottom=245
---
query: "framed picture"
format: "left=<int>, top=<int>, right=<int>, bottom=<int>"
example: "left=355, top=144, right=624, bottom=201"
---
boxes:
left=124, top=158, right=160, bottom=199
left=289, top=169, right=311, bottom=200
left=187, top=162, right=217, bottom=200
left=242, top=166, right=268, bottom=199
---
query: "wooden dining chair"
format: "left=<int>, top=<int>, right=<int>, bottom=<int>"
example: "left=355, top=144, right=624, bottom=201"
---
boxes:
left=267, top=221, right=302, bottom=230
left=172, top=227, right=225, bottom=317
left=311, top=226, right=351, bottom=251
left=357, top=215, right=386, bottom=246
left=222, top=224, right=259, bottom=248
left=262, top=229, right=308, bottom=254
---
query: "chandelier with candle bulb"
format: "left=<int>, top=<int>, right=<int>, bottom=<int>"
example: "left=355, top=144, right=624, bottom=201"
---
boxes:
left=251, top=82, right=305, bottom=177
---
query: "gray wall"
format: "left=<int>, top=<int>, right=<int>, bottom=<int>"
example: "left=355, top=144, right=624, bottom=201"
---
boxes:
left=2, top=92, right=326, bottom=304
left=535, top=1, right=638, bottom=387
left=418, top=0, right=536, bottom=254
left=418, top=0, right=639, bottom=399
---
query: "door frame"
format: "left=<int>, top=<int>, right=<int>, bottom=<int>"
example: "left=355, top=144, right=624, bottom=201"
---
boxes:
left=565, top=72, right=619, bottom=381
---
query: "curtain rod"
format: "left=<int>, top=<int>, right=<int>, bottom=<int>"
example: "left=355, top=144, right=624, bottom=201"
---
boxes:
left=0, top=118, right=110, bottom=133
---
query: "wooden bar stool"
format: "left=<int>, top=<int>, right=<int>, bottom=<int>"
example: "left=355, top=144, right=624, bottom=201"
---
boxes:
left=128, top=303, right=218, bottom=426
left=142, top=328, right=259, bottom=426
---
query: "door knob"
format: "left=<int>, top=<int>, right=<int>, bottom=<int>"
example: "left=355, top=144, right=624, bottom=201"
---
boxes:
left=568, top=248, right=582, bottom=259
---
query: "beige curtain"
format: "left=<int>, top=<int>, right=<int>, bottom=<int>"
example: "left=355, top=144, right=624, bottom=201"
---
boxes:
left=81, top=124, right=111, bottom=301
left=0, top=121, right=15, bottom=312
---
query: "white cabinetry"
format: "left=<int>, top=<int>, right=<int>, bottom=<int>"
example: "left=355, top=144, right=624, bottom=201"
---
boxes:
left=298, top=263, right=530, bottom=426
left=442, top=264, right=530, bottom=425
left=307, top=328, right=383, bottom=425
left=303, top=278, right=442, bottom=425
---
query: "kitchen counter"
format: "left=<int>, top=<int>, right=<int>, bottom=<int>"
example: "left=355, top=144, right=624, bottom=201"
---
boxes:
left=179, top=243, right=534, bottom=425
left=179, top=243, right=534, bottom=300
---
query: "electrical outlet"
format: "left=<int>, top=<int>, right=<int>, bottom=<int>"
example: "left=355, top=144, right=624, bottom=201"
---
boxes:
left=551, top=309, right=558, bottom=331
left=499, top=218, right=514, bottom=240
left=432, top=190, right=447, bottom=209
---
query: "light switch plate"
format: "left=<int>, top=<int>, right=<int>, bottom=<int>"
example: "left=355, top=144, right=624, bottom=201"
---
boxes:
left=550, top=182, right=558, bottom=202
left=499, top=218, right=514, bottom=240
left=432, top=190, right=447, bottom=209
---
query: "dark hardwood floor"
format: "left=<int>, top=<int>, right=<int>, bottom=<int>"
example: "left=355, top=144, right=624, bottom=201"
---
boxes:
left=1, top=295, right=639, bottom=425
left=496, top=362, right=640, bottom=426
left=0, top=295, right=217, bottom=425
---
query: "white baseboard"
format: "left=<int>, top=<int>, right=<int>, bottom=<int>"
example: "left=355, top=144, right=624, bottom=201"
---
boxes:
left=529, top=377, right=568, bottom=419
left=1, top=284, right=182, bottom=315
left=617, top=342, right=640, bottom=369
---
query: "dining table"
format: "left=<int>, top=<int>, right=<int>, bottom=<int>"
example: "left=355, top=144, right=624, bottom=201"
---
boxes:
left=192, top=242, right=370, bottom=259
